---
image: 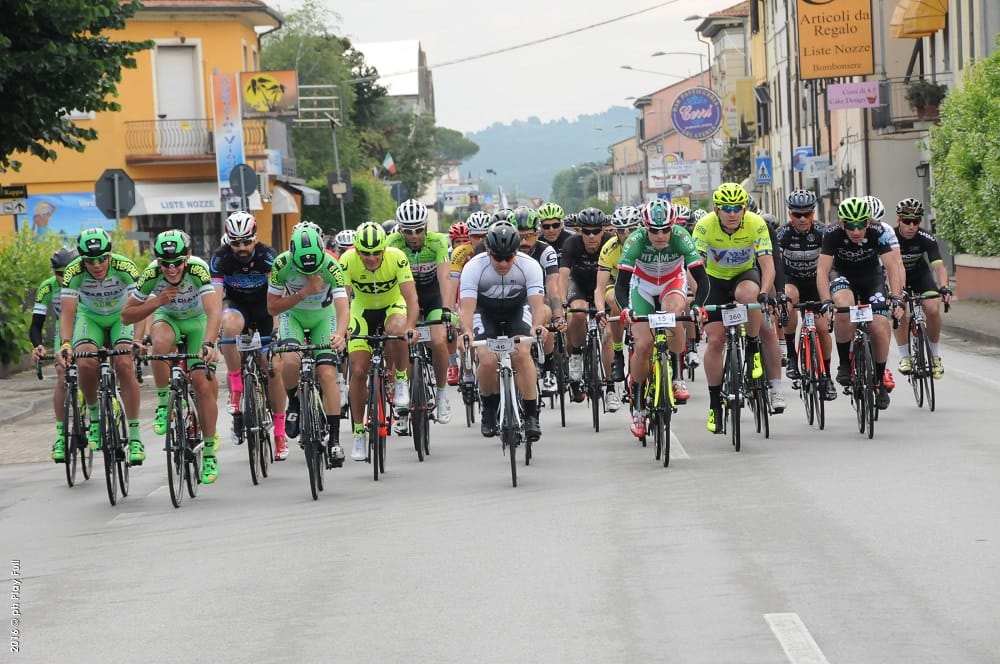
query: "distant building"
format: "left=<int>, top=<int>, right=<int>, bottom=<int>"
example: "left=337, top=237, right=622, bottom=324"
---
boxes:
left=352, top=40, right=435, bottom=116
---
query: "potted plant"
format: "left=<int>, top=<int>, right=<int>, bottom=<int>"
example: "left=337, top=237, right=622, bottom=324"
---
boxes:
left=905, top=79, right=948, bottom=119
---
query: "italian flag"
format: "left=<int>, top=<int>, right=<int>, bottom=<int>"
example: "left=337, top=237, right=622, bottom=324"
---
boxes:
left=382, top=152, right=397, bottom=175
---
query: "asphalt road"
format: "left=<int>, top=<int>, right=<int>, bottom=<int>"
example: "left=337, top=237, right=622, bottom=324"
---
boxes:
left=2, top=339, right=998, bottom=663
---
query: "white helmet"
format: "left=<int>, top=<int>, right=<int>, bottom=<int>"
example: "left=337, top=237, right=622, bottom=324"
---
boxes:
left=609, top=206, right=641, bottom=229
left=864, top=195, right=886, bottom=223
left=335, top=229, right=356, bottom=248
left=395, top=199, right=428, bottom=228
left=225, top=211, right=257, bottom=240
left=466, top=211, right=492, bottom=236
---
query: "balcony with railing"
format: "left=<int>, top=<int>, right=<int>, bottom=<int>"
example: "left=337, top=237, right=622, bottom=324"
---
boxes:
left=872, top=74, right=952, bottom=133
left=124, top=118, right=267, bottom=164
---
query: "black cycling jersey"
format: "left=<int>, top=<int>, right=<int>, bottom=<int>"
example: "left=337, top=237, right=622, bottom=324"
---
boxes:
left=545, top=228, right=575, bottom=255
left=560, top=232, right=611, bottom=296
left=776, top=223, right=828, bottom=282
left=895, top=228, right=943, bottom=275
left=209, top=243, right=277, bottom=303
left=820, top=226, right=894, bottom=277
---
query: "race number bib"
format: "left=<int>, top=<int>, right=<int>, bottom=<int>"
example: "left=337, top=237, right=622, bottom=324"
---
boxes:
left=849, top=305, right=873, bottom=323
left=647, top=312, right=677, bottom=328
left=721, top=304, right=748, bottom=326
left=236, top=332, right=262, bottom=351
left=487, top=337, right=514, bottom=354
left=416, top=325, right=431, bottom=343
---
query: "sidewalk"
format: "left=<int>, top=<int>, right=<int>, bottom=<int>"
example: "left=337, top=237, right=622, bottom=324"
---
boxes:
left=1, top=299, right=998, bottom=429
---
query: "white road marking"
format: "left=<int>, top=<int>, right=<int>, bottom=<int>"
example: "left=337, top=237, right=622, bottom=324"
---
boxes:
left=764, top=613, right=830, bottom=664
left=670, top=430, right=689, bottom=459
left=146, top=485, right=167, bottom=498
left=107, top=512, right=146, bottom=527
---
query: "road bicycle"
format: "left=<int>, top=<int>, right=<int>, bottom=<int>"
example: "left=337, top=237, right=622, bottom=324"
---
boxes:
left=458, top=339, right=480, bottom=428
left=568, top=306, right=606, bottom=432
left=404, top=319, right=449, bottom=462
left=353, top=333, right=405, bottom=482
left=221, top=332, right=274, bottom=485
left=791, top=301, right=831, bottom=430
left=835, top=304, right=878, bottom=439
left=702, top=303, right=763, bottom=452
left=630, top=311, right=694, bottom=467
left=45, top=357, right=94, bottom=487
left=467, top=333, right=542, bottom=488
left=70, top=347, right=133, bottom=506
left=903, top=291, right=948, bottom=411
left=148, top=351, right=211, bottom=508
left=546, top=324, right=569, bottom=428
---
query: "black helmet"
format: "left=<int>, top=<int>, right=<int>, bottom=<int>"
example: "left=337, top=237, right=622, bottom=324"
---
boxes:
left=50, top=247, right=77, bottom=270
left=485, top=222, right=522, bottom=258
left=491, top=208, right=513, bottom=224
left=577, top=207, right=605, bottom=228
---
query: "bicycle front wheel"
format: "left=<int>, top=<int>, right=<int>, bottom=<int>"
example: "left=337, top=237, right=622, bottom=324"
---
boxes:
left=410, top=367, right=426, bottom=463
left=114, top=394, right=129, bottom=497
left=166, top=391, right=185, bottom=508
left=244, top=372, right=261, bottom=485
left=658, top=351, right=672, bottom=467
left=62, top=387, right=80, bottom=487
left=100, top=394, right=119, bottom=506
left=184, top=396, right=202, bottom=499
left=301, top=383, right=322, bottom=500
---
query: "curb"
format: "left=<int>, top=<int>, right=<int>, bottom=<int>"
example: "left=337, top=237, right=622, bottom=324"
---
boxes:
left=0, top=396, right=49, bottom=426
left=941, top=323, right=1000, bottom=349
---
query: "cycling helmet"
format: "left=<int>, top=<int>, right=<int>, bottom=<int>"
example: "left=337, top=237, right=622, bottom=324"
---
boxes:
left=467, top=211, right=493, bottom=235
left=50, top=247, right=77, bottom=270
left=536, top=202, right=564, bottom=220
left=838, top=197, right=871, bottom=224
left=289, top=226, right=325, bottom=274
left=220, top=233, right=230, bottom=246
left=641, top=199, right=676, bottom=229
left=489, top=208, right=513, bottom=224
left=395, top=199, right=428, bottom=228
left=509, top=205, right=540, bottom=231
left=563, top=212, right=580, bottom=229
left=896, top=197, right=925, bottom=217
left=673, top=204, right=693, bottom=225
left=609, top=206, right=641, bottom=229
left=712, top=182, right=749, bottom=207
left=692, top=209, right=707, bottom=222
left=448, top=222, right=469, bottom=242
left=225, top=211, right=257, bottom=240
left=485, top=222, right=522, bottom=258
left=786, top=189, right=817, bottom=210
left=292, top=220, right=323, bottom=235
left=577, top=207, right=605, bottom=228
left=380, top=220, right=397, bottom=235
left=334, top=229, right=356, bottom=249
left=864, top=195, right=886, bottom=222
left=153, top=229, right=192, bottom=261
left=76, top=228, right=113, bottom=258
left=745, top=195, right=760, bottom=214
left=355, top=221, right=388, bottom=253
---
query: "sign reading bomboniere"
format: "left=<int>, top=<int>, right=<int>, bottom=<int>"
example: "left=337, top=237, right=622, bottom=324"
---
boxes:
left=796, top=0, right=875, bottom=81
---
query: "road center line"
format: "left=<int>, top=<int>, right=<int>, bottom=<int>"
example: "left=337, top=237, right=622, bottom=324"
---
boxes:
left=670, top=431, right=689, bottom=459
left=107, top=512, right=146, bottom=527
left=146, top=485, right=167, bottom=498
left=764, top=612, right=830, bottom=664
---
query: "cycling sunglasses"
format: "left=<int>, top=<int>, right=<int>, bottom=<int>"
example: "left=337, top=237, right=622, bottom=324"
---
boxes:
left=159, top=257, right=186, bottom=267
left=401, top=228, right=426, bottom=235
left=358, top=249, right=383, bottom=257
left=789, top=210, right=814, bottom=219
left=83, top=254, right=110, bottom=265
left=579, top=228, right=603, bottom=236
left=718, top=204, right=745, bottom=213
left=647, top=227, right=672, bottom=235
left=843, top=221, right=868, bottom=231
left=229, top=238, right=254, bottom=247
left=490, top=253, right=515, bottom=263
left=540, top=222, right=562, bottom=230
left=898, top=217, right=922, bottom=226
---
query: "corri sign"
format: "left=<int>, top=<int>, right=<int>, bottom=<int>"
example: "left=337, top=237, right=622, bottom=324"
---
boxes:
left=671, top=87, right=723, bottom=141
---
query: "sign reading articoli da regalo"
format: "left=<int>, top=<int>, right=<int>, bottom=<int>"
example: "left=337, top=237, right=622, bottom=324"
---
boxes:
left=797, top=0, right=874, bottom=80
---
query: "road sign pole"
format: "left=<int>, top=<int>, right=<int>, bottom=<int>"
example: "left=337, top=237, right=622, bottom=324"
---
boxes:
left=325, top=112, right=348, bottom=231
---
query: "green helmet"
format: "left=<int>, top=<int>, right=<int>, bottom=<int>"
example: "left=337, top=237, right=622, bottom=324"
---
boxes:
left=153, top=230, right=191, bottom=261
left=838, top=197, right=872, bottom=224
left=509, top=205, right=539, bottom=231
left=354, top=221, right=388, bottom=253
left=537, top=202, right=564, bottom=220
left=289, top=226, right=325, bottom=273
left=77, top=228, right=112, bottom=258
left=712, top=182, right=749, bottom=207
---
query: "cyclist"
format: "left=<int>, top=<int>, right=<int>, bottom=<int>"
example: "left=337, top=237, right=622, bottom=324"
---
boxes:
left=595, top=205, right=642, bottom=391
left=756, top=211, right=790, bottom=413
left=509, top=206, right=563, bottom=393
left=445, top=222, right=472, bottom=385
left=776, top=190, right=836, bottom=400
left=457, top=222, right=548, bottom=442
left=123, top=230, right=220, bottom=477
left=692, top=183, right=775, bottom=434
left=387, top=199, right=454, bottom=425
left=330, top=229, right=356, bottom=259
left=210, top=211, right=289, bottom=452
left=33, top=247, right=76, bottom=461
left=57, top=229, right=144, bottom=463
left=816, top=197, right=904, bottom=411
left=892, top=197, right=951, bottom=378
left=616, top=200, right=707, bottom=437
left=265, top=225, right=350, bottom=464
left=561, top=207, right=613, bottom=404
left=538, top=202, right=574, bottom=254
left=340, top=222, right=419, bottom=461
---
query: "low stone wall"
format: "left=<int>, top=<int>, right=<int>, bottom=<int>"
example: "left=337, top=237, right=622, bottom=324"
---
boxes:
left=955, top=254, right=1000, bottom=302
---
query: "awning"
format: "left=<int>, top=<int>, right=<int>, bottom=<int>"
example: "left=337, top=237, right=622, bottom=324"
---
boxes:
left=270, top=185, right=298, bottom=215
left=891, top=0, right=947, bottom=39
left=282, top=182, right=321, bottom=207
left=131, top=182, right=262, bottom=216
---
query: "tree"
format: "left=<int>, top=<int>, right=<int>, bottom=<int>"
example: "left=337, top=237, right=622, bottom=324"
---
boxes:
left=0, top=0, right=151, bottom=171
left=435, top=127, right=479, bottom=163
left=930, top=39, right=1000, bottom=256
left=722, top=140, right=751, bottom=182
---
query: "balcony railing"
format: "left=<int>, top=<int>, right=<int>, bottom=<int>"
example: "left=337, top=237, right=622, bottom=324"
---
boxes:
left=872, top=74, right=952, bottom=131
left=124, top=118, right=267, bottom=164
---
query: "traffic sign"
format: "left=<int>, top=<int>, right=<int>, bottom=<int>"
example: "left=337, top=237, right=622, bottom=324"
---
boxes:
left=803, top=156, right=829, bottom=180
left=95, top=169, right=136, bottom=220
left=755, top=157, right=773, bottom=185
left=229, top=164, right=258, bottom=197
left=1, top=199, right=27, bottom=214
left=0, top=185, right=28, bottom=199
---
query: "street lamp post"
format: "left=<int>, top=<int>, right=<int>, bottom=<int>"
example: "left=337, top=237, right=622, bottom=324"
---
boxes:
left=619, top=65, right=687, bottom=80
left=650, top=51, right=707, bottom=86
left=573, top=164, right=604, bottom=202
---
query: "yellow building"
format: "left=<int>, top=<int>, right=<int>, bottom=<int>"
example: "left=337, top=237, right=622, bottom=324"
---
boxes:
left=2, top=0, right=313, bottom=255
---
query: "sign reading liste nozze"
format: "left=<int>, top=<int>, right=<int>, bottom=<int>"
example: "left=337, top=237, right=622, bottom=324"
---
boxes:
left=797, top=0, right=874, bottom=81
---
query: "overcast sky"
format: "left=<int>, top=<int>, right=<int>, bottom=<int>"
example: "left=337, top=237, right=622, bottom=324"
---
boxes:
left=275, top=0, right=744, bottom=134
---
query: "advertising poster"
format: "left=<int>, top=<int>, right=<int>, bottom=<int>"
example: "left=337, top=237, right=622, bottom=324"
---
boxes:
left=25, top=193, right=112, bottom=239
left=797, top=0, right=875, bottom=80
